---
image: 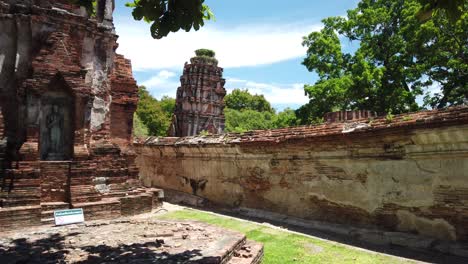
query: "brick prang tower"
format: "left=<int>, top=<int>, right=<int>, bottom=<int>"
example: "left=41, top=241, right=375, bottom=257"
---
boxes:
left=0, top=0, right=162, bottom=229
left=169, top=50, right=226, bottom=137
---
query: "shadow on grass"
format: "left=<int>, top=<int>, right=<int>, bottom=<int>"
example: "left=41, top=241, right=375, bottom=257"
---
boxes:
left=0, top=231, right=207, bottom=264
left=174, top=204, right=468, bottom=264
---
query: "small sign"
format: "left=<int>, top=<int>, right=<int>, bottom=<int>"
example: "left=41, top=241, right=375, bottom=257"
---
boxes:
left=158, top=190, right=164, bottom=198
left=54, top=208, right=85, bottom=226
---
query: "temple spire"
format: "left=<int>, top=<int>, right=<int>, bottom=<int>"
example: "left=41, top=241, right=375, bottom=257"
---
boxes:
left=169, top=49, right=226, bottom=137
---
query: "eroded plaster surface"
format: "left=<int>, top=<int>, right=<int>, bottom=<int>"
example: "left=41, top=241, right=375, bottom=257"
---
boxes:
left=136, top=108, right=468, bottom=241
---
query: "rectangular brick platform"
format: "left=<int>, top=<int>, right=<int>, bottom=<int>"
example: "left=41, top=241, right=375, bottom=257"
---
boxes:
left=0, top=160, right=164, bottom=228
left=0, top=219, right=263, bottom=264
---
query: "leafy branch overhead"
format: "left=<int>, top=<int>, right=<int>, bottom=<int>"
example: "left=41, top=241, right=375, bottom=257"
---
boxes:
left=69, top=0, right=214, bottom=39
left=126, top=0, right=214, bottom=39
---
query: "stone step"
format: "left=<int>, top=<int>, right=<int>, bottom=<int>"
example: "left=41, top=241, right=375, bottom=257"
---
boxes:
left=108, top=186, right=130, bottom=193
left=41, top=210, right=55, bottom=216
left=70, top=188, right=97, bottom=195
left=40, top=202, right=71, bottom=223
left=1, top=186, right=40, bottom=193
left=0, top=178, right=41, bottom=186
left=71, top=196, right=102, bottom=203
left=41, top=218, right=55, bottom=225
left=73, top=200, right=121, bottom=221
left=70, top=177, right=94, bottom=185
left=71, top=194, right=100, bottom=200
left=1, top=192, right=41, bottom=199
left=1, top=198, right=41, bottom=207
left=0, top=205, right=42, bottom=229
left=120, top=194, right=152, bottom=216
left=40, top=166, right=70, bottom=170
left=102, top=191, right=127, bottom=198
left=70, top=171, right=95, bottom=178
left=227, top=240, right=264, bottom=264
left=1, top=183, right=39, bottom=192
left=70, top=186, right=99, bottom=196
left=0, top=205, right=42, bottom=215
left=40, top=161, right=72, bottom=167
left=0, top=188, right=41, bottom=197
left=70, top=185, right=96, bottom=191
left=3, top=170, right=39, bottom=179
left=41, top=202, right=70, bottom=211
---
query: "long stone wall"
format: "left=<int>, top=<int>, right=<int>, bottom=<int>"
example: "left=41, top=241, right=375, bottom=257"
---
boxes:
left=135, top=107, right=468, bottom=242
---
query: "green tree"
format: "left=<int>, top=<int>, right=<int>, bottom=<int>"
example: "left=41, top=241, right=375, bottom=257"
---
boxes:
left=159, top=96, right=176, bottom=115
left=133, top=113, right=149, bottom=137
left=135, top=86, right=175, bottom=136
left=224, top=109, right=275, bottom=133
left=299, top=0, right=467, bottom=124
left=273, top=108, right=300, bottom=128
left=417, top=6, right=468, bottom=108
left=223, top=89, right=298, bottom=132
left=224, top=89, right=274, bottom=113
left=70, top=0, right=214, bottom=39
left=225, top=108, right=299, bottom=133
left=416, top=0, right=466, bottom=22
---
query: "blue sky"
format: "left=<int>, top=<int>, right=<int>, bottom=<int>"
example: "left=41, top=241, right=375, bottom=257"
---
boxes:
left=113, top=0, right=360, bottom=111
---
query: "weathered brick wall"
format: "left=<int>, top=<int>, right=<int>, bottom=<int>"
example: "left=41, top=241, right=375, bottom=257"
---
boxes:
left=324, top=110, right=377, bottom=123
left=136, top=107, right=468, bottom=241
left=0, top=0, right=157, bottom=229
left=110, top=54, right=138, bottom=141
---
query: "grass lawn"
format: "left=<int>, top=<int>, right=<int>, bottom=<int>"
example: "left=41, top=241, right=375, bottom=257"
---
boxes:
left=155, top=209, right=415, bottom=264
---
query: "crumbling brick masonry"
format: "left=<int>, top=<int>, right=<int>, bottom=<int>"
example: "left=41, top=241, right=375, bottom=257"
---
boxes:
left=0, top=0, right=161, bottom=229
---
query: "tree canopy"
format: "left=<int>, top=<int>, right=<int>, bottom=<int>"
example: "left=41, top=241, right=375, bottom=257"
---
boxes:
left=298, top=0, right=467, bottom=124
left=224, top=89, right=274, bottom=113
left=224, top=89, right=298, bottom=133
left=417, top=0, right=466, bottom=22
left=135, top=86, right=175, bottom=136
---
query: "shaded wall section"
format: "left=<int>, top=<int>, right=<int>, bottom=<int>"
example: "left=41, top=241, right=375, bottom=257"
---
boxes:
left=135, top=107, right=468, bottom=241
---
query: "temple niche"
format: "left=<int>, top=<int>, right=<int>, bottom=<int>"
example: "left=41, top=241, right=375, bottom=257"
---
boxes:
left=39, top=91, right=73, bottom=161
left=169, top=50, right=227, bottom=137
left=0, top=0, right=161, bottom=229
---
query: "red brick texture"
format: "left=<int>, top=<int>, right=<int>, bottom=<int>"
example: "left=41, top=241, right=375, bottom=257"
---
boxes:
left=169, top=56, right=227, bottom=136
left=110, top=54, right=139, bottom=141
left=0, top=0, right=161, bottom=229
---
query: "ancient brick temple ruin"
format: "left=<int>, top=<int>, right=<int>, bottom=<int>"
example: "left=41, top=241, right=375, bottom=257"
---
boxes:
left=169, top=51, right=227, bottom=137
left=0, top=0, right=161, bottom=229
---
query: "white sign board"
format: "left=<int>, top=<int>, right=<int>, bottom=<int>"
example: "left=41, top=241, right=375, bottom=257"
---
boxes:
left=54, top=208, right=84, bottom=226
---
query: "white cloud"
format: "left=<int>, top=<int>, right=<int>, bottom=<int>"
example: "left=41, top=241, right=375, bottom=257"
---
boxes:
left=114, top=18, right=321, bottom=71
left=140, top=70, right=180, bottom=98
left=157, top=70, right=176, bottom=79
left=141, top=70, right=177, bottom=88
left=225, top=78, right=308, bottom=108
